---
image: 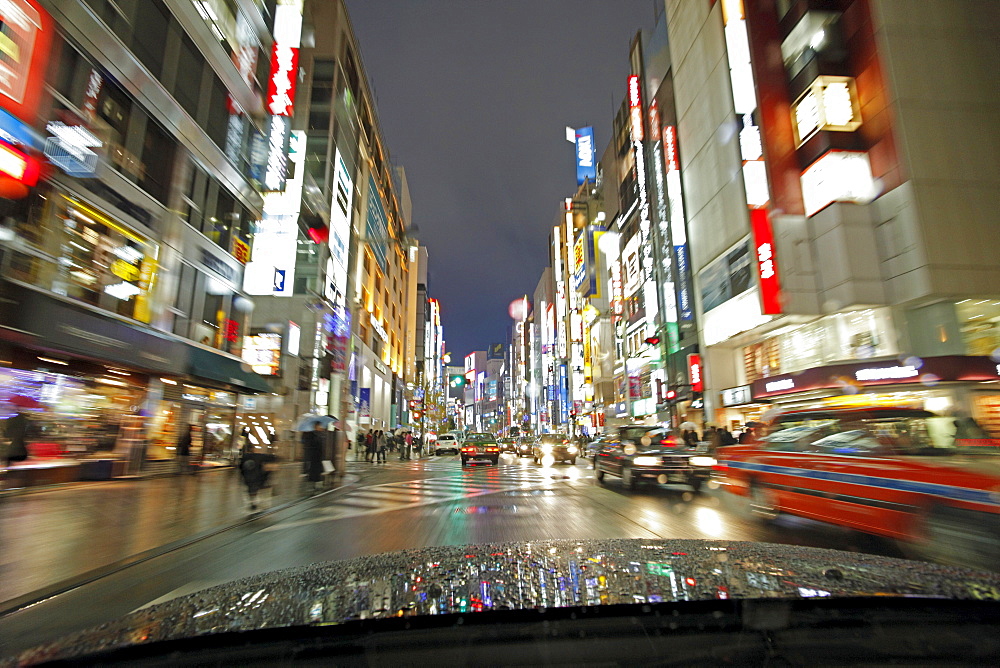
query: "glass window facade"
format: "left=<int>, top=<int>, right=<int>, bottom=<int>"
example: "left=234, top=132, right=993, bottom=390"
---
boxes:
left=743, top=308, right=897, bottom=382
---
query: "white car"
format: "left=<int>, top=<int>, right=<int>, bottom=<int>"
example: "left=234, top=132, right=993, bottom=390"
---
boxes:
left=434, top=434, right=461, bottom=455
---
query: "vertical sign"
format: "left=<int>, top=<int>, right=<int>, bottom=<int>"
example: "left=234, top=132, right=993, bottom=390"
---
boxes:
left=664, top=125, right=693, bottom=322
left=244, top=131, right=305, bottom=295
left=574, top=126, right=596, bottom=185
left=359, top=388, right=371, bottom=420
left=750, top=208, right=782, bottom=314
left=687, top=354, right=703, bottom=392
left=328, top=149, right=353, bottom=303
left=365, top=175, right=389, bottom=271
left=261, top=0, right=303, bottom=191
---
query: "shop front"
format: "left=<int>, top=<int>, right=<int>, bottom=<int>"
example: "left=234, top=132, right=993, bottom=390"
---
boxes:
left=716, top=384, right=768, bottom=435
left=750, top=356, right=1000, bottom=433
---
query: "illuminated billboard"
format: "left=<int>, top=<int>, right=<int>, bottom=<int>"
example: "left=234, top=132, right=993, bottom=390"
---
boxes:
left=574, top=126, right=596, bottom=185
left=243, top=332, right=282, bottom=375
left=327, top=148, right=353, bottom=303
left=243, top=130, right=305, bottom=296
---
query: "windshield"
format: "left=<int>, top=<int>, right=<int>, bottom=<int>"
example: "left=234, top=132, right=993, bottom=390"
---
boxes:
left=5, top=1, right=1000, bottom=663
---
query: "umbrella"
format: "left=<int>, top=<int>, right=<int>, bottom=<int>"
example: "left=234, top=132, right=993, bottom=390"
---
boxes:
left=294, top=414, right=338, bottom=431
left=8, top=394, right=42, bottom=409
left=744, top=421, right=766, bottom=428
left=680, top=421, right=698, bottom=431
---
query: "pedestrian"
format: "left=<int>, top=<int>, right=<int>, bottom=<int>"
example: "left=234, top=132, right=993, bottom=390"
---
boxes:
left=332, top=423, right=348, bottom=482
left=177, top=424, right=194, bottom=474
left=414, top=433, right=423, bottom=458
left=302, top=421, right=325, bottom=489
left=365, top=429, right=376, bottom=462
left=402, top=431, right=413, bottom=460
left=239, top=442, right=276, bottom=511
left=2, top=409, right=30, bottom=489
left=681, top=428, right=699, bottom=448
left=718, top=426, right=737, bottom=446
left=376, top=429, right=387, bottom=463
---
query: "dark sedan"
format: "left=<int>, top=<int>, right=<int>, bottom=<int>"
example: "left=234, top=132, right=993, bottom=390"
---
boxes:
left=595, top=429, right=709, bottom=491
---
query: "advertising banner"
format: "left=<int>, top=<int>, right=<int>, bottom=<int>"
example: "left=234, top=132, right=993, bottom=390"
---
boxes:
left=574, top=126, right=596, bottom=185
left=244, top=130, right=304, bottom=296
left=328, top=149, right=353, bottom=303
left=359, top=388, right=371, bottom=419
left=365, top=174, right=388, bottom=271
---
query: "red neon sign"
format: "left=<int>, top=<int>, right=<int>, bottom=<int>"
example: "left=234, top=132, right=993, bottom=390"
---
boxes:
left=750, top=209, right=782, bottom=314
left=664, top=126, right=680, bottom=172
left=266, top=42, right=300, bottom=116
left=0, top=0, right=53, bottom=124
left=0, top=141, right=40, bottom=185
left=687, top=354, right=703, bottom=392
left=628, top=75, right=643, bottom=141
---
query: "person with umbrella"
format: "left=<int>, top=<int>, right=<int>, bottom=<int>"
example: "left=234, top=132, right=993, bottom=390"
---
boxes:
left=301, top=420, right=326, bottom=489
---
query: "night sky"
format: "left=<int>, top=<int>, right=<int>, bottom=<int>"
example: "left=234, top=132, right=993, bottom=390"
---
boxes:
left=345, top=1, right=657, bottom=358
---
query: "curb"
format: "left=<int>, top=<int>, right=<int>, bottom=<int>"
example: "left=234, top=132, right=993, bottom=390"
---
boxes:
left=0, top=473, right=359, bottom=617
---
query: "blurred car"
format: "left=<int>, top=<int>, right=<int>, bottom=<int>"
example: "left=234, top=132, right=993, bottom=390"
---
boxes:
left=460, top=432, right=500, bottom=466
left=514, top=436, right=534, bottom=457
left=497, top=437, right=518, bottom=454
left=433, top=433, right=461, bottom=456
left=531, top=433, right=578, bottom=464
left=718, top=407, right=1000, bottom=571
left=594, top=428, right=707, bottom=491
left=583, top=439, right=605, bottom=460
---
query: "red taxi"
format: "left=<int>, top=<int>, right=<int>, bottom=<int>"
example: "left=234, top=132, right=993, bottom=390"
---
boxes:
left=718, top=408, right=1000, bottom=570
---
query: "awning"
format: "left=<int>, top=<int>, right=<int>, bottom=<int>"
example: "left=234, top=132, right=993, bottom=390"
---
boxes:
left=187, top=346, right=273, bottom=394
left=2, top=282, right=187, bottom=375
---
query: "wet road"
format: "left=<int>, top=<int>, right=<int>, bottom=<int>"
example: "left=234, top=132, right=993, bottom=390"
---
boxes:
left=0, top=453, right=904, bottom=654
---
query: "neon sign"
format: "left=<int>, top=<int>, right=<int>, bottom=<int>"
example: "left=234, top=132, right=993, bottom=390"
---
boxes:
left=265, top=3, right=302, bottom=116
left=750, top=209, right=782, bottom=314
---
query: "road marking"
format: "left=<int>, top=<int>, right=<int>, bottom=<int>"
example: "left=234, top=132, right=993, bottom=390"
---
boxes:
left=258, top=471, right=581, bottom=532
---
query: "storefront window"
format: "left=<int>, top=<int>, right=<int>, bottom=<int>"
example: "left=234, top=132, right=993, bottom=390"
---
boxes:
left=744, top=308, right=896, bottom=381
left=47, top=196, right=157, bottom=323
left=0, top=368, right=144, bottom=461
left=958, top=299, right=1000, bottom=356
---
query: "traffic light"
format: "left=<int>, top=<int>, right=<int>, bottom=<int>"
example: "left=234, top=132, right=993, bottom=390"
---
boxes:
left=644, top=336, right=661, bottom=345
left=665, top=389, right=677, bottom=401
left=449, top=374, right=466, bottom=388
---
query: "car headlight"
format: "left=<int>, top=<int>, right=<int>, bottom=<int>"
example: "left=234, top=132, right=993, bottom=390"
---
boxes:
left=541, top=444, right=552, bottom=453
left=567, top=446, right=578, bottom=454
left=632, top=456, right=660, bottom=466
left=520, top=444, right=528, bottom=451
left=689, top=456, right=717, bottom=467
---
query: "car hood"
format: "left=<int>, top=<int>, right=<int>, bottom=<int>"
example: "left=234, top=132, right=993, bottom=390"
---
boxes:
left=12, top=539, right=1000, bottom=664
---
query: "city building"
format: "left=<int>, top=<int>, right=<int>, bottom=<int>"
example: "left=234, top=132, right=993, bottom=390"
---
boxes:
left=663, top=0, right=1000, bottom=431
left=242, top=0, right=420, bottom=440
left=0, top=0, right=280, bottom=468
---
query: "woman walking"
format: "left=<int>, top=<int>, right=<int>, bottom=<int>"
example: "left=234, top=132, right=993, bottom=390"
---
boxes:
left=376, top=429, right=388, bottom=463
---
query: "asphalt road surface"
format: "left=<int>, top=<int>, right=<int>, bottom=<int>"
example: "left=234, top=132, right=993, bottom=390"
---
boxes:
left=0, top=453, right=906, bottom=655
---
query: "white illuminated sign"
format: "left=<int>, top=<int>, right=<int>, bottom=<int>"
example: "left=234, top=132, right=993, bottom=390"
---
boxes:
left=104, top=282, right=141, bottom=301
left=765, top=378, right=795, bottom=392
left=242, top=333, right=282, bottom=375
left=371, top=317, right=389, bottom=342
left=263, top=115, right=290, bottom=191
left=702, top=288, right=772, bottom=346
left=855, top=365, right=918, bottom=381
left=328, top=149, right=353, bottom=304
left=244, top=131, right=305, bottom=296
left=287, top=320, right=300, bottom=355
left=801, top=150, right=878, bottom=216
left=792, top=76, right=862, bottom=146
left=721, top=385, right=752, bottom=406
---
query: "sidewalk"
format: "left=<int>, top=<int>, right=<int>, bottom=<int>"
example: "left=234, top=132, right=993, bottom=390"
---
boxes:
left=0, top=463, right=358, bottom=611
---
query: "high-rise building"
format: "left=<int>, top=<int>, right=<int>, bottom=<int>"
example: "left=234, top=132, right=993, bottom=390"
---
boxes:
left=664, top=0, right=1000, bottom=431
left=0, top=0, right=280, bottom=467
